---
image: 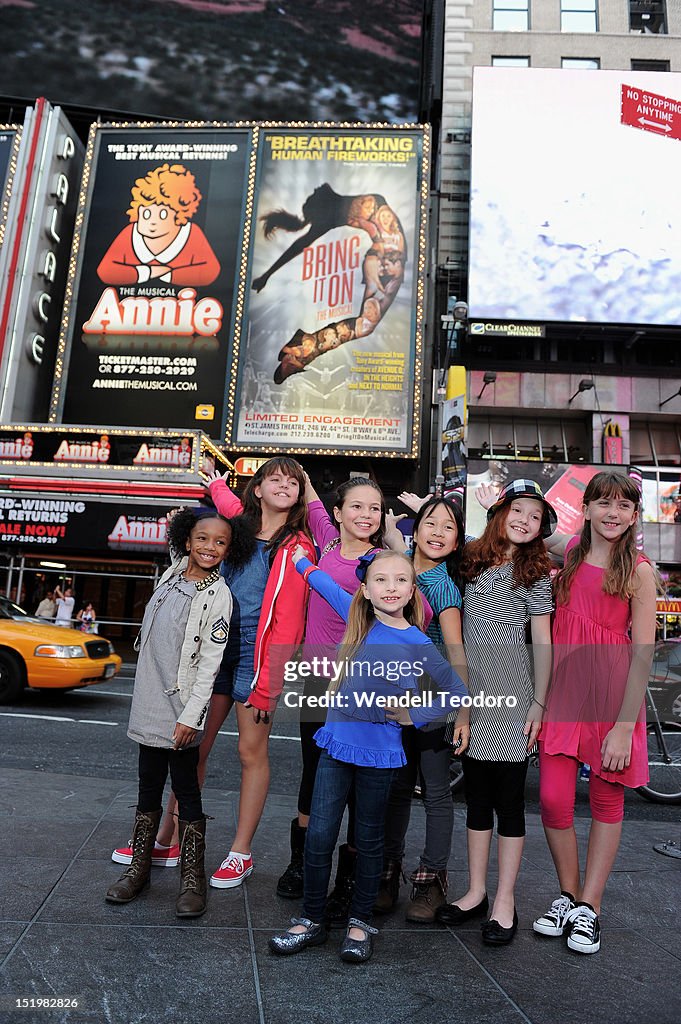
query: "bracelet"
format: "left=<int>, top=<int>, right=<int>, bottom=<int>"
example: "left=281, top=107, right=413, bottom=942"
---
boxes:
left=302, top=565, right=318, bottom=584
left=531, top=698, right=545, bottom=710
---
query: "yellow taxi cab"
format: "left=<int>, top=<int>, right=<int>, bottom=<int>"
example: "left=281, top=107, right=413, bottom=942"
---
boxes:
left=0, top=596, right=122, bottom=703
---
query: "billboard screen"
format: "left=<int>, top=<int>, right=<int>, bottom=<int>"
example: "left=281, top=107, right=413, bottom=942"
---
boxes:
left=0, top=493, right=171, bottom=554
left=640, top=468, right=681, bottom=523
left=228, top=126, right=428, bottom=455
left=1, top=1, right=425, bottom=124
left=50, top=125, right=253, bottom=433
left=464, top=460, right=605, bottom=540
left=469, top=67, right=681, bottom=327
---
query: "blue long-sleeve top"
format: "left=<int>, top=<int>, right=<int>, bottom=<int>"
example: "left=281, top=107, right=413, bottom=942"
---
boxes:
left=296, top=558, right=469, bottom=768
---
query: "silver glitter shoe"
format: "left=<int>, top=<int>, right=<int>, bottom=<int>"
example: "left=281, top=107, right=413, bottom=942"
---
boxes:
left=268, top=917, right=328, bottom=956
left=339, top=917, right=378, bottom=963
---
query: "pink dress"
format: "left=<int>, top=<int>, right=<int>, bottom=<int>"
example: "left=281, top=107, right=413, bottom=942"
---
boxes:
left=542, top=540, right=649, bottom=788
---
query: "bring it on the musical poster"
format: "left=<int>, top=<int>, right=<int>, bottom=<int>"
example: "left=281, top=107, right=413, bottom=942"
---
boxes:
left=232, top=127, right=427, bottom=455
left=52, top=126, right=252, bottom=432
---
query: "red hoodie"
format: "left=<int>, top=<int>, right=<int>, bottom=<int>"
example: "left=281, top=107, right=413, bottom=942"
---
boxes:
left=208, top=478, right=316, bottom=712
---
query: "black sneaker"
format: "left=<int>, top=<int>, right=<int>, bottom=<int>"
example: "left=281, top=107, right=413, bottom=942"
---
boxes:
left=533, top=892, right=578, bottom=937
left=567, top=904, right=601, bottom=954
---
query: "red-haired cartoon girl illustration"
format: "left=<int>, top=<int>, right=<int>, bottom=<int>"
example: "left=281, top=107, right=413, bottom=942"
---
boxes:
left=97, top=164, right=220, bottom=287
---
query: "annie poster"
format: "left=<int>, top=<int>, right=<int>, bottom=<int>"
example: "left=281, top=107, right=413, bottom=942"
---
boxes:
left=229, top=126, right=428, bottom=455
left=50, top=125, right=253, bottom=432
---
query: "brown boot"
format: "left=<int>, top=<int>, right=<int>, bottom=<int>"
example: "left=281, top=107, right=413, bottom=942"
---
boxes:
left=405, top=870, right=447, bottom=924
left=105, top=808, right=161, bottom=904
left=176, top=817, right=207, bottom=918
left=373, top=859, right=403, bottom=915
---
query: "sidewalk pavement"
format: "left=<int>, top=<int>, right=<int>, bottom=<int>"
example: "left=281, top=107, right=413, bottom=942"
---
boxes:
left=1, top=765, right=680, bottom=1024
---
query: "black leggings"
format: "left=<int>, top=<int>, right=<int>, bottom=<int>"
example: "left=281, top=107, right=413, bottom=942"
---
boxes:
left=138, top=744, right=203, bottom=822
left=462, top=756, right=529, bottom=838
left=298, top=719, right=355, bottom=847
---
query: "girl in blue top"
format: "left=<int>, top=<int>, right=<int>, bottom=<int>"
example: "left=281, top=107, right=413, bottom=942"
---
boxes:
left=268, top=549, right=468, bottom=965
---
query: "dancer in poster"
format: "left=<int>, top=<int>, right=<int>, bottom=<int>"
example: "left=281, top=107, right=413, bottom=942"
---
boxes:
left=251, top=184, right=406, bottom=384
left=97, top=163, right=220, bottom=287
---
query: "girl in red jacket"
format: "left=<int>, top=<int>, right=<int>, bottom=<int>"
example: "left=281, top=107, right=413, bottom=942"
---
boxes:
left=112, top=458, right=315, bottom=887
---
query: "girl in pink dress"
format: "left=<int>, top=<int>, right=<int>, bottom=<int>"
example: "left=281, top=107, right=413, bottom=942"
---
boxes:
left=534, top=471, right=657, bottom=955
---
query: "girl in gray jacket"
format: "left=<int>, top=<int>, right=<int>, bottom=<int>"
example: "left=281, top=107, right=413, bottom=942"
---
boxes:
left=106, top=507, right=233, bottom=918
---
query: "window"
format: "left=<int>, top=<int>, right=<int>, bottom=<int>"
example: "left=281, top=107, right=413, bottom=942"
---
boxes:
left=630, top=1, right=666, bottom=34
left=562, top=57, right=600, bottom=68
left=492, top=56, right=530, bottom=66
left=561, top=0, right=598, bottom=32
left=631, top=59, right=670, bottom=70
left=493, top=0, right=529, bottom=32
left=630, top=422, right=681, bottom=466
left=467, top=416, right=590, bottom=462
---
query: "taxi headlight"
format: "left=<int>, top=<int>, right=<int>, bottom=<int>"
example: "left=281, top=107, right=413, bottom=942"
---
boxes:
left=34, top=644, right=86, bottom=659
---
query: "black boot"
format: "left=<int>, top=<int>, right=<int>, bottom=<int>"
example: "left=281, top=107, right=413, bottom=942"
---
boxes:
left=176, top=817, right=207, bottom=918
left=105, top=808, right=161, bottom=904
left=276, top=818, right=306, bottom=899
left=325, top=844, right=356, bottom=929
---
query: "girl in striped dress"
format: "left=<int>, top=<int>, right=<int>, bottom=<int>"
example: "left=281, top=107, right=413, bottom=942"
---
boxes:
left=436, top=479, right=555, bottom=945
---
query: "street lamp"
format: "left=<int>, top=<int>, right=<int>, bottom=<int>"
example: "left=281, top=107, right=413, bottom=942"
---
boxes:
left=568, top=379, right=594, bottom=403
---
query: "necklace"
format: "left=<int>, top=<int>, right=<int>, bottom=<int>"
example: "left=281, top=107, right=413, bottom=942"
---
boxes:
left=194, top=568, right=221, bottom=591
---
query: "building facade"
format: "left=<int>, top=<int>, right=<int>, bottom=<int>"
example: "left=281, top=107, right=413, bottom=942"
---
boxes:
left=434, top=1, right=681, bottom=634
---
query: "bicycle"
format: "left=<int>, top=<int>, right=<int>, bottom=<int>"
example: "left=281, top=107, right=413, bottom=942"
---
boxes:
left=637, top=686, right=681, bottom=805
left=412, top=687, right=681, bottom=804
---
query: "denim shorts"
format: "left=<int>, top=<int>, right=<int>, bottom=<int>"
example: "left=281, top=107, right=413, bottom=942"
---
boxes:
left=212, top=628, right=257, bottom=704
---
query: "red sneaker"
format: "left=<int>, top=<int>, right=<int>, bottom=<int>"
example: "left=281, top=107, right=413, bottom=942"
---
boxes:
left=209, top=851, right=254, bottom=889
left=111, top=840, right=180, bottom=868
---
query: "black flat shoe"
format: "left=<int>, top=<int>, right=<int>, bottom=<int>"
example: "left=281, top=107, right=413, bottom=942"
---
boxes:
left=481, top=908, right=518, bottom=946
left=269, top=918, right=327, bottom=956
left=436, top=894, right=489, bottom=926
left=339, top=918, right=378, bottom=964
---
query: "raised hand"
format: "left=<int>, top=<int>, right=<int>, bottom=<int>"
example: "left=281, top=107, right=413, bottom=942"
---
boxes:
left=475, top=483, right=500, bottom=511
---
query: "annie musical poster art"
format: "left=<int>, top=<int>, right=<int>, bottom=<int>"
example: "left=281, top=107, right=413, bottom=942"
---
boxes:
left=51, top=125, right=253, bottom=432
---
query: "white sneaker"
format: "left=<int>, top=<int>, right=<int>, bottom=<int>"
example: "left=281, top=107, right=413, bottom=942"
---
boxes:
left=567, top=904, right=601, bottom=954
left=533, top=892, right=578, bottom=937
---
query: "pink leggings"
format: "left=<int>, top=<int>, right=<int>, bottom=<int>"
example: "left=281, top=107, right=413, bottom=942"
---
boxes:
left=539, top=748, right=625, bottom=827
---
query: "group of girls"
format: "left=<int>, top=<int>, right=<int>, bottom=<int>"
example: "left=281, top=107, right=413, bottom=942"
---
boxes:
left=107, top=458, right=314, bottom=915
left=106, top=459, right=657, bottom=965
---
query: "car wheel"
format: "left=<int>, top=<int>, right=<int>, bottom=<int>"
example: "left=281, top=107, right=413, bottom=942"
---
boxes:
left=0, top=651, right=24, bottom=703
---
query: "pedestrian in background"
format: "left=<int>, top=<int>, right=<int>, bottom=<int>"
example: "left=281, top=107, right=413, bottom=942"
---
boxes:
left=35, top=590, right=56, bottom=620
left=54, top=585, right=75, bottom=627
left=76, top=601, right=97, bottom=633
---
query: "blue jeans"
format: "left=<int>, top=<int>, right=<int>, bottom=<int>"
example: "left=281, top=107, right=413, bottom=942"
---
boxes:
left=303, top=751, right=395, bottom=924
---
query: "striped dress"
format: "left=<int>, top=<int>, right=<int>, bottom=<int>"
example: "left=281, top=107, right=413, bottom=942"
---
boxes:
left=463, top=563, right=553, bottom=762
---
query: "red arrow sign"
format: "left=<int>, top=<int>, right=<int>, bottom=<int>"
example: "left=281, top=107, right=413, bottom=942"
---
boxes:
left=621, top=83, right=681, bottom=140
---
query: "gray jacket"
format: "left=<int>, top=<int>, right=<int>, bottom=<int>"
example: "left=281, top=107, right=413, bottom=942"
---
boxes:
left=135, top=557, right=233, bottom=730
